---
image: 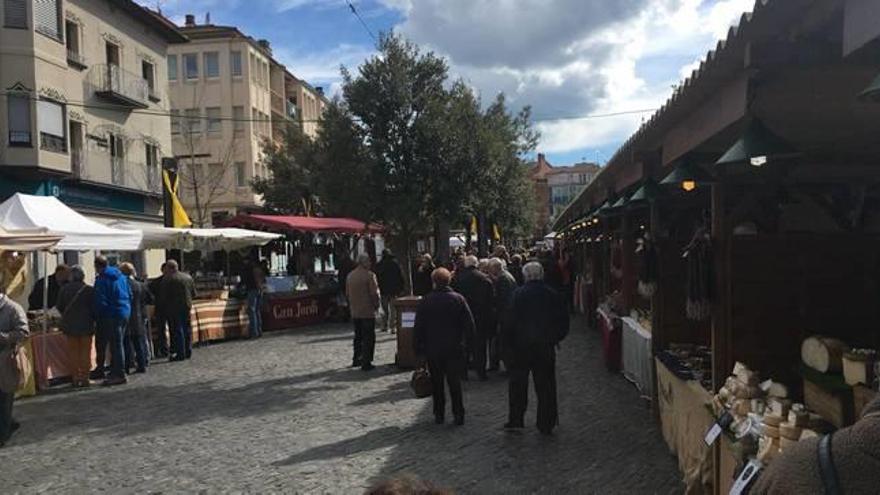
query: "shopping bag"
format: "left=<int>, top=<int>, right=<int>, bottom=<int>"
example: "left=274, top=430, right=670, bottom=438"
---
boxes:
left=410, top=367, right=433, bottom=398
left=0, top=344, right=30, bottom=393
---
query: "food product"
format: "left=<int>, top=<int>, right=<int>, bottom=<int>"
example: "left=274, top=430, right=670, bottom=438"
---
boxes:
left=802, top=336, right=850, bottom=373
left=768, top=398, right=792, bottom=417
left=760, top=379, right=790, bottom=399
left=787, top=410, right=809, bottom=427
left=734, top=361, right=760, bottom=385
left=757, top=437, right=781, bottom=462
left=763, top=413, right=784, bottom=427
left=763, top=424, right=780, bottom=438
left=800, top=429, right=819, bottom=441
left=842, top=349, right=877, bottom=386
left=779, top=422, right=803, bottom=441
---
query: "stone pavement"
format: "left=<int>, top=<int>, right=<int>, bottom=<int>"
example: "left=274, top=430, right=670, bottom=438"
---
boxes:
left=0, top=317, right=683, bottom=494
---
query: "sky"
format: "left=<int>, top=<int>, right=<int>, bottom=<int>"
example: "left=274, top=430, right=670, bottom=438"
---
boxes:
left=144, top=0, right=758, bottom=166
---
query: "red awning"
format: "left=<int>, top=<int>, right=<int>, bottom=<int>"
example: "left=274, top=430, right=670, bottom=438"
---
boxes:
left=220, top=214, right=384, bottom=235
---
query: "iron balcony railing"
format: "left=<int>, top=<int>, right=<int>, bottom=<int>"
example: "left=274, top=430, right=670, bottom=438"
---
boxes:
left=91, top=64, right=149, bottom=108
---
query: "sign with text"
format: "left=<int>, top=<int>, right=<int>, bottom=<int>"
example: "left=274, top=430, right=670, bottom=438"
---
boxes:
left=262, top=292, right=335, bottom=330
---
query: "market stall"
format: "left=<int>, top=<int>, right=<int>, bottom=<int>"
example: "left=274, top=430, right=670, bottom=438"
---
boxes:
left=220, top=214, right=384, bottom=331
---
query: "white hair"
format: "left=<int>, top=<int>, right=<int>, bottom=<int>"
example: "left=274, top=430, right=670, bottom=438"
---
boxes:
left=357, top=253, right=371, bottom=267
left=522, top=261, right=544, bottom=282
left=488, top=257, right=506, bottom=273
left=463, top=255, right=479, bottom=268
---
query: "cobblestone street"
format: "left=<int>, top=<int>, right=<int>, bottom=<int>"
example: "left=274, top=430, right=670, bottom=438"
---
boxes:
left=0, top=318, right=682, bottom=494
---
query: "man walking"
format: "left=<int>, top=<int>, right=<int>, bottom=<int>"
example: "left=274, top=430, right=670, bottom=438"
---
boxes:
left=243, top=259, right=267, bottom=339
left=93, top=256, right=131, bottom=386
left=451, top=255, right=495, bottom=380
left=160, top=260, right=196, bottom=362
left=487, top=257, right=516, bottom=372
left=346, top=254, right=380, bottom=371
left=414, top=267, right=474, bottom=426
left=503, top=261, right=569, bottom=435
left=375, top=249, right=404, bottom=332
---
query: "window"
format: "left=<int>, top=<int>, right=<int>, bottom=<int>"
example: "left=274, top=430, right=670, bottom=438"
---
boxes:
left=263, top=61, right=269, bottom=87
left=184, top=108, right=200, bottom=134
left=208, top=163, right=224, bottom=183
left=204, top=52, right=219, bottom=78
left=235, top=161, right=246, bottom=187
left=34, top=0, right=62, bottom=40
left=142, top=61, right=156, bottom=98
left=230, top=51, right=242, bottom=77
left=233, top=106, right=244, bottom=132
left=65, top=21, right=85, bottom=67
left=109, top=134, right=125, bottom=185
left=249, top=53, right=257, bottom=82
left=251, top=107, right=259, bottom=136
left=167, top=55, right=178, bottom=81
left=7, top=94, right=31, bottom=146
left=183, top=53, right=198, bottom=79
left=37, top=99, right=66, bottom=153
left=145, top=143, right=159, bottom=192
left=105, top=42, right=119, bottom=67
left=206, top=107, right=221, bottom=134
left=170, top=109, right=180, bottom=134
left=4, top=0, right=27, bottom=28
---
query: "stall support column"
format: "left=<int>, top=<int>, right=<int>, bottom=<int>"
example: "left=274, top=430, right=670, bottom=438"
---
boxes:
left=649, top=201, right=662, bottom=419
left=621, top=212, right=636, bottom=314
left=711, top=179, right=733, bottom=495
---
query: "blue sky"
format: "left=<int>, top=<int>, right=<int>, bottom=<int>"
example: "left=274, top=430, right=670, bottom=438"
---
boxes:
left=148, top=0, right=757, bottom=167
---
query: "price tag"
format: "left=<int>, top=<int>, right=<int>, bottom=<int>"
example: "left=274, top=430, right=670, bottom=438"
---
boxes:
left=729, top=459, right=763, bottom=495
left=704, top=411, right=733, bottom=446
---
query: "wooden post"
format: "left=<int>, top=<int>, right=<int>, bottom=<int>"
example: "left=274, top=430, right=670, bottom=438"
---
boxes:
left=649, top=200, right=663, bottom=419
left=621, top=211, right=635, bottom=314
left=711, top=177, right=733, bottom=495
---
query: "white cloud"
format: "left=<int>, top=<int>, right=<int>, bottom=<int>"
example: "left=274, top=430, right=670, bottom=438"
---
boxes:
left=390, top=0, right=757, bottom=155
left=274, top=43, right=377, bottom=97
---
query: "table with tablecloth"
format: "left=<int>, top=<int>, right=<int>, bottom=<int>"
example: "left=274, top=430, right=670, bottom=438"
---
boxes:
left=656, top=356, right=715, bottom=493
left=21, top=331, right=97, bottom=392
left=190, top=298, right=249, bottom=343
left=620, top=316, right=653, bottom=397
left=597, top=307, right=621, bottom=371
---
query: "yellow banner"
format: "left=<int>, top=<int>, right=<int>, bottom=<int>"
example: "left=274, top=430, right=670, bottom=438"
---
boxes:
left=163, top=170, right=192, bottom=228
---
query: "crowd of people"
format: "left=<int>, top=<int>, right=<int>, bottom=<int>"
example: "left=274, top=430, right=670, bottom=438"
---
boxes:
left=344, top=244, right=572, bottom=435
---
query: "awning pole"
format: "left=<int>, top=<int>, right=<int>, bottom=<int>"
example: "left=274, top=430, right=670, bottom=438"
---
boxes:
left=41, top=251, right=48, bottom=334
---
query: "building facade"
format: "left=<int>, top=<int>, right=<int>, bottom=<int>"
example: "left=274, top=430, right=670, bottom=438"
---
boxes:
left=0, top=0, right=186, bottom=278
left=167, top=16, right=328, bottom=227
left=528, top=153, right=600, bottom=239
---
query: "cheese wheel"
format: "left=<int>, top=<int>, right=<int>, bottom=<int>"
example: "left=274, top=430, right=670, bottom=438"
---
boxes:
left=802, top=336, right=849, bottom=373
left=779, top=422, right=803, bottom=441
left=787, top=410, right=809, bottom=427
left=800, top=429, right=819, bottom=441
left=763, top=413, right=784, bottom=427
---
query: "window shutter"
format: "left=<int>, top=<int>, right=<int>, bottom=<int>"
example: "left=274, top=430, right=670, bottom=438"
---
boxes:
left=37, top=100, right=65, bottom=137
left=7, top=94, right=31, bottom=143
left=4, top=0, right=27, bottom=28
left=34, top=0, right=60, bottom=39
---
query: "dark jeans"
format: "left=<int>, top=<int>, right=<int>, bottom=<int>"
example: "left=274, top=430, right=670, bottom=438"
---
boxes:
left=247, top=289, right=263, bottom=338
left=98, top=317, right=128, bottom=379
left=0, top=387, right=14, bottom=442
left=94, top=321, right=108, bottom=372
left=132, top=331, right=150, bottom=370
left=352, top=318, right=376, bottom=366
left=153, top=314, right=170, bottom=357
left=428, top=355, right=465, bottom=420
left=508, top=345, right=558, bottom=431
left=169, top=309, right=193, bottom=359
left=123, top=332, right=133, bottom=370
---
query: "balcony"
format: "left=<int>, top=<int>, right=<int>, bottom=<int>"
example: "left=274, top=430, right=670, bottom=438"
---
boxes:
left=286, top=100, right=297, bottom=120
left=91, top=64, right=149, bottom=109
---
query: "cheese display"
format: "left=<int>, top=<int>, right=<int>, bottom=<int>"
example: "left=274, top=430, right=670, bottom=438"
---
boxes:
left=801, top=336, right=849, bottom=373
left=842, top=349, right=877, bottom=386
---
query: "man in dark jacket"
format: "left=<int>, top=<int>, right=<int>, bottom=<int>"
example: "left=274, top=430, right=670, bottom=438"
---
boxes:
left=414, top=267, right=475, bottom=426
left=488, top=258, right=517, bottom=372
left=93, top=256, right=131, bottom=386
left=375, top=249, right=404, bottom=332
left=412, top=254, right=435, bottom=297
left=159, top=260, right=196, bottom=362
left=451, top=255, right=495, bottom=380
left=503, top=261, right=569, bottom=435
left=28, top=264, right=69, bottom=310
left=120, top=263, right=152, bottom=373
left=147, top=262, right=170, bottom=358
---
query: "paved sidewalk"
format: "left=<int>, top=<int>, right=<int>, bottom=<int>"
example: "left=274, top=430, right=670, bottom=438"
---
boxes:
left=0, top=318, right=682, bottom=494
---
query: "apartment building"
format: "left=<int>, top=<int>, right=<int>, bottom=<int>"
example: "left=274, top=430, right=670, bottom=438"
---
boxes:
left=167, top=15, right=328, bottom=227
left=529, top=153, right=600, bottom=239
left=0, top=0, right=186, bottom=276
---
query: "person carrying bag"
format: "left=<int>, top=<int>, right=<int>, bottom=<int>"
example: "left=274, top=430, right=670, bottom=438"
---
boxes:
left=0, top=291, right=30, bottom=447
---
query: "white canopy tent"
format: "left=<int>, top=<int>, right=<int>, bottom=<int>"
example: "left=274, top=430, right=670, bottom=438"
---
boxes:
left=0, top=193, right=142, bottom=251
left=108, top=222, right=280, bottom=251
left=0, top=225, right=62, bottom=252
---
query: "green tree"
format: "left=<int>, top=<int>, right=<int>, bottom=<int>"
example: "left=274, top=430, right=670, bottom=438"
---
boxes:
left=252, top=127, right=318, bottom=215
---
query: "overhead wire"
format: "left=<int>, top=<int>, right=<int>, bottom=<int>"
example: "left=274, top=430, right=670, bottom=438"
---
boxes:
left=347, top=1, right=378, bottom=44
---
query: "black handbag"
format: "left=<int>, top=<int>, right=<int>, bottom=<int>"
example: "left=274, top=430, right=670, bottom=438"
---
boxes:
left=410, top=367, right=433, bottom=398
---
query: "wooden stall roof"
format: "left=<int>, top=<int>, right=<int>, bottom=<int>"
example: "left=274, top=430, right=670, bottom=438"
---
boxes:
left=221, top=214, right=385, bottom=235
left=553, top=0, right=880, bottom=231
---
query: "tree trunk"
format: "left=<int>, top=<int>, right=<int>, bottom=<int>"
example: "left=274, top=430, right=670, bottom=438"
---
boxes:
left=434, top=219, right=451, bottom=264
left=477, top=212, right=489, bottom=257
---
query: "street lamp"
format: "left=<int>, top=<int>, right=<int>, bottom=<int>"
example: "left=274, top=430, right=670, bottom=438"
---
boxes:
left=660, top=159, right=711, bottom=192
left=715, top=119, right=797, bottom=167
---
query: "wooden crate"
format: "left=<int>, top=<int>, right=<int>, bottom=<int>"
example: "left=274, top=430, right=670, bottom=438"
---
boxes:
left=803, top=378, right=854, bottom=428
left=853, top=385, right=878, bottom=418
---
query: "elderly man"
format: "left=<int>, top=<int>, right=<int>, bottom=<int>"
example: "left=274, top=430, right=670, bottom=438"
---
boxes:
left=346, top=253, right=380, bottom=371
left=414, top=268, right=475, bottom=426
left=503, top=261, right=569, bottom=435
left=159, top=260, right=196, bottom=362
left=451, top=255, right=495, bottom=381
left=487, top=258, right=517, bottom=372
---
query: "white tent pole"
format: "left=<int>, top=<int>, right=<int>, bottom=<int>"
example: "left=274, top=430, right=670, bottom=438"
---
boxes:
left=41, top=251, right=48, bottom=334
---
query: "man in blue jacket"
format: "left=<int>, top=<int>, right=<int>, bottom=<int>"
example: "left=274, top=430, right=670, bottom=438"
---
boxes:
left=93, top=256, right=131, bottom=386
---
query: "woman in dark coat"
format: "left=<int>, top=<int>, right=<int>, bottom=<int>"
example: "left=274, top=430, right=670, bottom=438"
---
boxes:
left=55, top=266, right=95, bottom=387
left=414, top=267, right=475, bottom=426
left=120, top=263, right=152, bottom=373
